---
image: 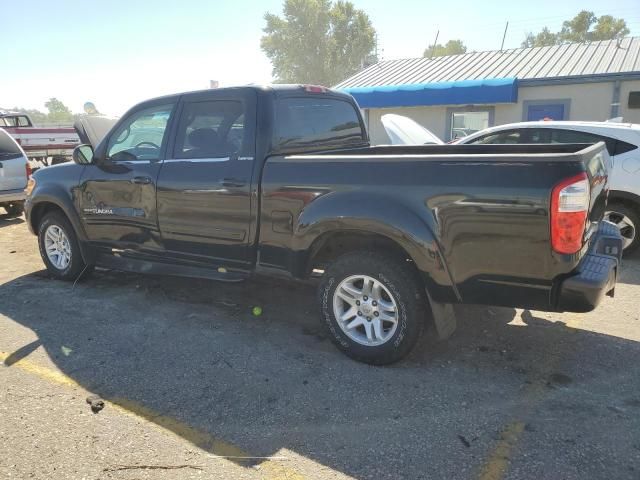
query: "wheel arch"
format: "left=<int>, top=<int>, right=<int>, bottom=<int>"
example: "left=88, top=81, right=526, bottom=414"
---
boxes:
left=293, top=193, right=460, bottom=303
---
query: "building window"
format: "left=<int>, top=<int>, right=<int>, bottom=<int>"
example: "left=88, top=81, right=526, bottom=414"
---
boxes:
left=446, top=106, right=494, bottom=141
left=629, top=92, right=640, bottom=109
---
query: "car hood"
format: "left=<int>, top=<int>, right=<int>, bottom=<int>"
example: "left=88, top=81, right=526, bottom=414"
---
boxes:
left=380, top=114, right=444, bottom=145
left=73, top=114, right=118, bottom=148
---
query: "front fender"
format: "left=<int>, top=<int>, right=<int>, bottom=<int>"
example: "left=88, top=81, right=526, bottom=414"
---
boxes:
left=294, top=191, right=459, bottom=301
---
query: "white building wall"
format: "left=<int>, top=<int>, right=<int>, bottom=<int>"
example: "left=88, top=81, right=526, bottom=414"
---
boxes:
left=364, top=79, right=640, bottom=145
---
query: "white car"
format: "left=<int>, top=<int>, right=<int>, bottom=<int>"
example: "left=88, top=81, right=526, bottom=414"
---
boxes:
left=456, top=121, right=640, bottom=254
left=0, top=128, right=29, bottom=217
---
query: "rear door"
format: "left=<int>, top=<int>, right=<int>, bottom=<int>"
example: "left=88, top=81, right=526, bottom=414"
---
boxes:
left=0, top=131, right=27, bottom=192
left=79, top=102, right=176, bottom=250
left=156, top=90, right=257, bottom=269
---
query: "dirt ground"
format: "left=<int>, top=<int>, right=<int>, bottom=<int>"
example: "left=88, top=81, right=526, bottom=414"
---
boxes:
left=1, top=212, right=639, bottom=480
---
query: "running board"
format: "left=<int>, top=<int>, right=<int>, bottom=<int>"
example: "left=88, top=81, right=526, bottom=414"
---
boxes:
left=95, top=252, right=248, bottom=282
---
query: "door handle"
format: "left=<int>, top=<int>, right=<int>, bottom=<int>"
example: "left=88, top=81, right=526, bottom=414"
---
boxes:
left=131, top=176, right=152, bottom=185
left=221, top=178, right=246, bottom=188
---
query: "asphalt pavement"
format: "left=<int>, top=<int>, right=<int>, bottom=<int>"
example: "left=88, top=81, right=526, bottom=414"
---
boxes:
left=1, top=213, right=639, bottom=479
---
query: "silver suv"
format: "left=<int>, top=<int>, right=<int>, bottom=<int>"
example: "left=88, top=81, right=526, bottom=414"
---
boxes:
left=0, top=129, right=29, bottom=217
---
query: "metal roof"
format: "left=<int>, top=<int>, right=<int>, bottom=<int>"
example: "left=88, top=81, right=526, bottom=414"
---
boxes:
left=335, top=37, right=640, bottom=88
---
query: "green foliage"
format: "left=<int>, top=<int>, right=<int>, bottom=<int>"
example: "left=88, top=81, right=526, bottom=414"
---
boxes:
left=44, top=98, right=73, bottom=124
left=7, top=98, right=75, bottom=126
left=522, top=10, right=630, bottom=47
left=423, top=39, right=467, bottom=57
left=261, top=0, right=377, bottom=86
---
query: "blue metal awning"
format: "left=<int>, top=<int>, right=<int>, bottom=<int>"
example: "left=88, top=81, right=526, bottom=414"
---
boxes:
left=340, top=78, right=518, bottom=109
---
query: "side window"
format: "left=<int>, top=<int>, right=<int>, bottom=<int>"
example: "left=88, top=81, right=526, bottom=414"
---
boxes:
left=550, top=129, right=616, bottom=155
left=474, top=130, right=522, bottom=144
left=275, top=97, right=365, bottom=150
left=522, top=129, right=552, bottom=143
left=173, top=100, right=245, bottom=159
left=17, top=116, right=30, bottom=127
left=107, top=103, right=174, bottom=161
left=615, top=140, right=638, bottom=155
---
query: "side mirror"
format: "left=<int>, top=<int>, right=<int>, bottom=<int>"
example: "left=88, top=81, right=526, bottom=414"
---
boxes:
left=72, top=144, right=94, bottom=165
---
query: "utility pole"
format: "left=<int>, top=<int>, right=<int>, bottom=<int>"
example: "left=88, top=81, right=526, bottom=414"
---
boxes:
left=500, top=21, right=509, bottom=51
left=430, top=30, right=440, bottom=58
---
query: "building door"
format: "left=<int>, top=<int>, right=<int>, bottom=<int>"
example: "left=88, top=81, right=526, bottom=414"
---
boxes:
left=527, top=104, right=565, bottom=121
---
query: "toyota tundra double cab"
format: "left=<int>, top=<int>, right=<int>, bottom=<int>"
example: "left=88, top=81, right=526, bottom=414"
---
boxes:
left=25, top=85, right=622, bottom=364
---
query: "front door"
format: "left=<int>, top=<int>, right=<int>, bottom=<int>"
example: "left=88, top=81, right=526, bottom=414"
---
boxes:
left=527, top=103, right=565, bottom=121
left=156, top=91, right=257, bottom=269
left=78, top=102, right=175, bottom=250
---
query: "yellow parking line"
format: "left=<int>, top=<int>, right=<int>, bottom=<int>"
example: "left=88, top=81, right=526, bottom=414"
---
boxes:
left=0, top=351, right=305, bottom=480
left=477, top=312, right=584, bottom=480
left=478, top=421, right=525, bottom=480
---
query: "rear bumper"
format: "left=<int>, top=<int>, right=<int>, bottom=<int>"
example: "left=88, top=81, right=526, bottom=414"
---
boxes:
left=556, top=221, right=623, bottom=312
left=0, top=189, right=26, bottom=203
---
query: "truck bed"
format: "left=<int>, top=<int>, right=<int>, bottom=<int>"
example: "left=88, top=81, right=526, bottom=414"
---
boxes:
left=259, top=142, right=610, bottom=311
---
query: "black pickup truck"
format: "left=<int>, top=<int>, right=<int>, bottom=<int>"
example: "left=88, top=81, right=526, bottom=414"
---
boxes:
left=25, top=85, right=623, bottom=364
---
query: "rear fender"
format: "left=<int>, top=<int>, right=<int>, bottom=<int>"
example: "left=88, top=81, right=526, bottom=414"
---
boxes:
left=294, top=191, right=459, bottom=301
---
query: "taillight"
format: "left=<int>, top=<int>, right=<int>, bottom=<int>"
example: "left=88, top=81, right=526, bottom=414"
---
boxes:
left=304, top=85, right=328, bottom=93
left=550, top=172, right=590, bottom=255
left=25, top=161, right=32, bottom=178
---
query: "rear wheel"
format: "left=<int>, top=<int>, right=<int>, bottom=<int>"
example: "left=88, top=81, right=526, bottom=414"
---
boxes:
left=605, top=202, right=640, bottom=255
left=37, top=212, right=91, bottom=280
left=319, top=251, right=426, bottom=365
left=4, top=201, right=24, bottom=217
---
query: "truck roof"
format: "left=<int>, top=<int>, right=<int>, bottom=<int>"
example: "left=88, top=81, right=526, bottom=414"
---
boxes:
left=134, top=84, right=353, bottom=106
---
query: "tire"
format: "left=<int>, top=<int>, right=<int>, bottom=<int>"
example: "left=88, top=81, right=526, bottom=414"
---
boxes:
left=605, top=202, right=640, bottom=255
left=4, top=201, right=24, bottom=217
left=37, top=212, right=91, bottom=280
left=319, top=251, right=426, bottom=365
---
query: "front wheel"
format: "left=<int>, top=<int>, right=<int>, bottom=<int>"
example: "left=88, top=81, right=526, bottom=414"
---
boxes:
left=318, top=251, right=426, bottom=365
left=37, top=212, right=92, bottom=280
left=605, top=202, right=640, bottom=255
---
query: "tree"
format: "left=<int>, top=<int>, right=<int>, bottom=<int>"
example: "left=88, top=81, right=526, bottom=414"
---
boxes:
left=522, top=27, right=558, bottom=48
left=423, top=39, right=467, bottom=57
left=44, top=98, right=73, bottom=124
left=522, top=10, right=630, bottom=47
left=261, top=0, right=377, bottom=86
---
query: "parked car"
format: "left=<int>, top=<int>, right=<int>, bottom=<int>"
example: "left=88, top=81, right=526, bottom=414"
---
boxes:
left=0, top=128, right=30, bottom=217
left=380, top=114, right=443, bottom=145
left=455, top=121, right=640, bottom=253
left=24, top=85, right=622, bottom=364
left=0, top=110, right=80, bottom=167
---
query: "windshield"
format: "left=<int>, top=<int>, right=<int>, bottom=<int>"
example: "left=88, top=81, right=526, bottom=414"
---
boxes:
left=380, top=114, right=444, bottom=145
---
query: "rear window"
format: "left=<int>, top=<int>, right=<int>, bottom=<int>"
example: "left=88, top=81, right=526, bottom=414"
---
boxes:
left=275, top=97, right=365, bottom=151
left=0, top=130, right=23, bottom=159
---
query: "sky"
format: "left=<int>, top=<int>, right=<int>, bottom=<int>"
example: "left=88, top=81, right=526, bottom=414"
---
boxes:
left=1, top=0, right=639, bottom=117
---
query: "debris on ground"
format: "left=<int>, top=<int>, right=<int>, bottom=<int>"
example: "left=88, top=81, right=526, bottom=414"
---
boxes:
left=86, top=394, right=105, bottom=413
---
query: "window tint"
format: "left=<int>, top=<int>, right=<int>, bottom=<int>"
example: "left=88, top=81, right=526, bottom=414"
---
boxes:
left=0, top=130, right=23, bottom=158
left=107, top=104, right=174, bottom=161
left=174, top=100, right=245, bottom=159
left=615, top=140, right=638, bottom=155
left=275, top=97, right=364, bottom=150
left=550, top=129, right=617, bottom=155
left=474, top=130, right=522, bottom=144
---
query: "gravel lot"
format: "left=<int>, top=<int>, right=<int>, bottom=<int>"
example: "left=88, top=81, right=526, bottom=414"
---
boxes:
left=1, top=212, right=639, bottom=480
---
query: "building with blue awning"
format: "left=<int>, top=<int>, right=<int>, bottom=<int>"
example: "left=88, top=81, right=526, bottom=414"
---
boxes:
left=334, top=37, right=640, bottom=143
